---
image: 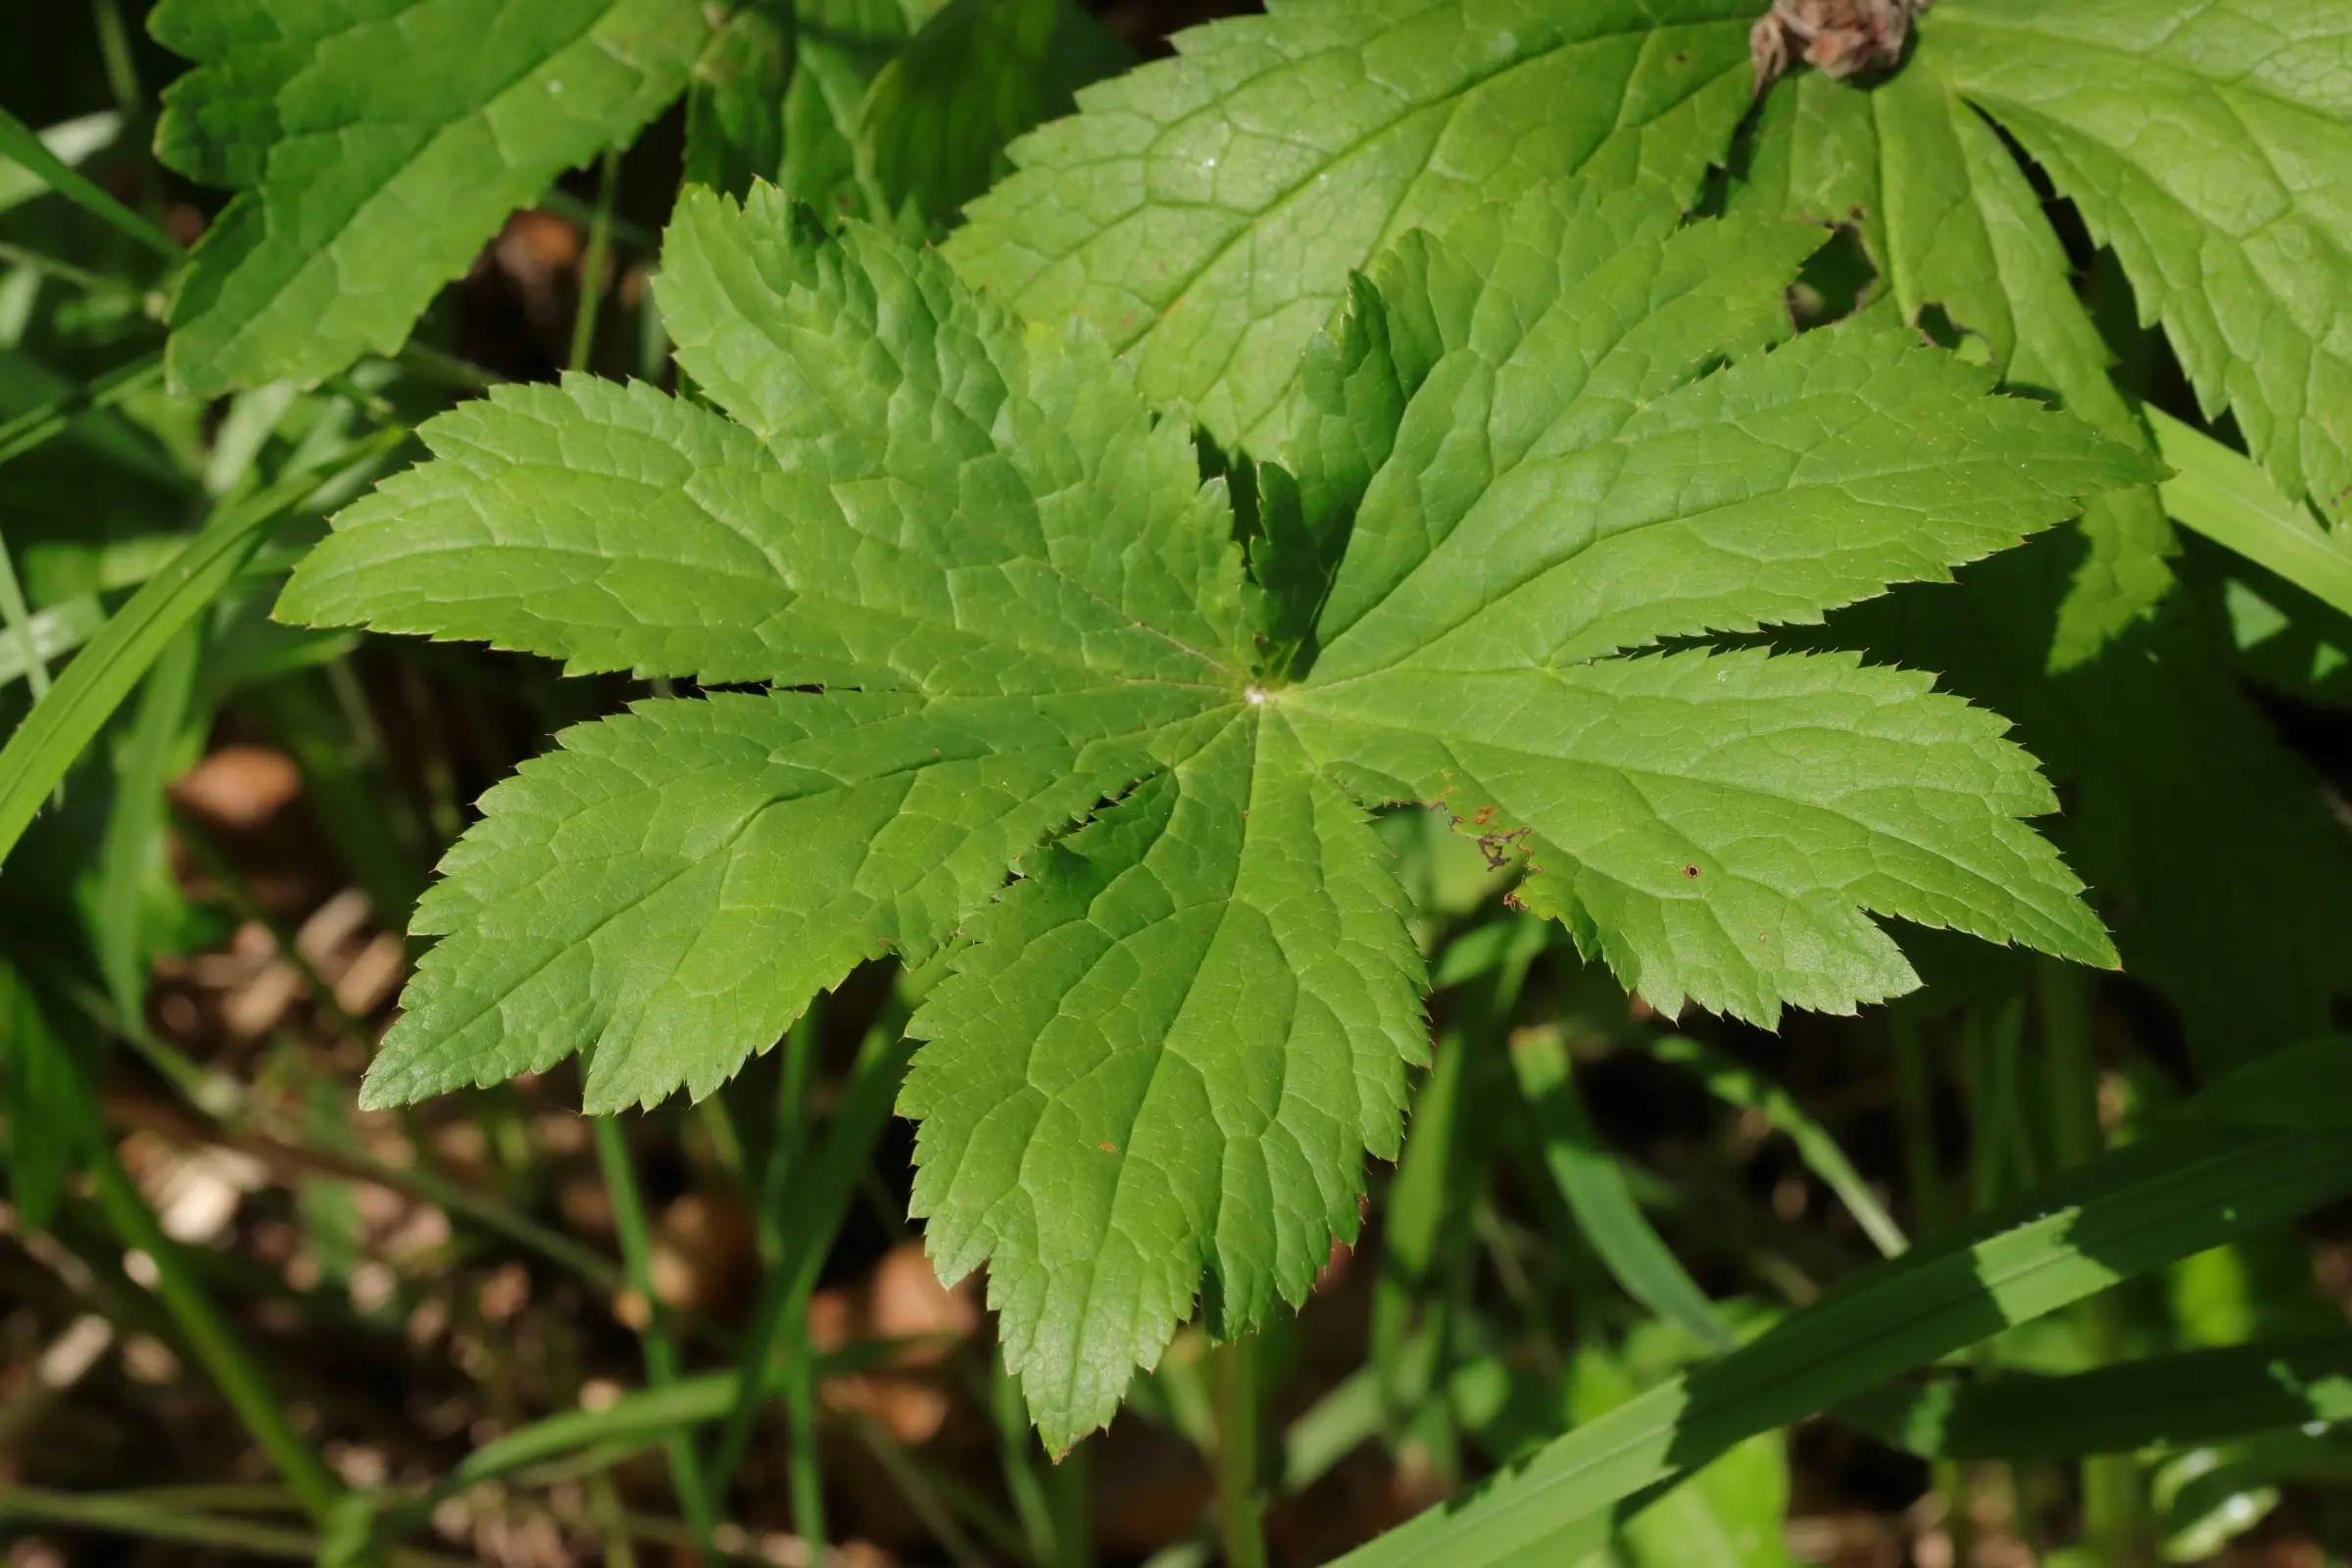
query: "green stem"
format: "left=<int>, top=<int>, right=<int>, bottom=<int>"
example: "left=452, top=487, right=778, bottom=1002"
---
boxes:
left=993, top=1354, right=1062, bottom=1564
left=0, top=1485, right=465, bottom=1566
left=2040, top=961, right=2142, bottom=1563
left=781, top=1306, right=826, bottom=1563
left=706, top=1026, right=911, bottom=1506
left=1890, top=1011, right=1941, bottom=1238
left=1047, top=1438, right=1094, bottom=1568
left=567, top=149, right=620, bottom=373
left=0, top=520, right=50, bottom=707
left=0, top=349, right=165, bottom=469
left=1214, top=1333, right=1269, bottom=1568
left=93, top=0, right=143, bottom=115
left=594, top=1117, right=720, bottom=1557
left=85, top=1140, right=343, bottom=1521
left=587, top=1471, right=640, bottom=1568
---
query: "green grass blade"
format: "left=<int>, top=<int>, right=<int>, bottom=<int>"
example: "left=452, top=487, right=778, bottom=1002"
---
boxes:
left=1334, top=1111, right=2352, bottom=1565
left=0, top=526, right=49, bottom=706
left=1837, top=1331, right=2352, bottom=1460
left=592, top=1117, right=718, bottom=1553
left=353, top=1340, right=925, bottom=1557
left=94, top=628, right=200, bottom=1021
left=2149, top=406, right=2352, bottom=620
left=706, top=1032, right=917, bottom=1496
left=0, top=428, right=405, bottom=866
left=77, top=1109, right=344, bottom=1520
left=0, top=110, right=121, bottom=217
left=0, top=101, right=178, bottom=259
left=1511, top=1027, right=1734, bottom=1352
left=1634, top=1035, right=1908, bottom=1258
left=0, top=594, right=105, bottom=691
left=0, top=350, right=164, bottom=469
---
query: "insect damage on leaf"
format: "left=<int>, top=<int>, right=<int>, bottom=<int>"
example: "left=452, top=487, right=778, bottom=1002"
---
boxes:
left=278, top=172, right=2151, bottom=1447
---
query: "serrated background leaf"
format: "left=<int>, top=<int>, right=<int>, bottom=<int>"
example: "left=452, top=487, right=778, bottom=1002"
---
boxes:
left=1929, top=0, right=2352, bottom=528
left=779, top=0, right=946, bottom=220
left=863, top=0, right=1131, bottom=228
left=1729, top=62, right=2176, bottom=669
left=944, top=0, right=1760, bottom=454
left=152, top=0, right=714, bottom=394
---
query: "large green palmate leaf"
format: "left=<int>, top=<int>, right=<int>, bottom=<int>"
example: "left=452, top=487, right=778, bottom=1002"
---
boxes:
left=151, top=0, right=716, bottom=394
left=1927, top=0, right=2352, bottom=531
left=943, top=0, right=1761, bottom=455
left=282, top=175, right=2147, bottom=1446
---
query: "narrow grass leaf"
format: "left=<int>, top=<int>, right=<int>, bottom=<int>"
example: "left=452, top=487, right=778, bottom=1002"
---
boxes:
left=0, top=102, right=177, bottom=258
left=1510, top=1026, right=1733, bottom=1350
left=0, top=430, right=405, bottom=866
left=1634, top=1035, right=1906, bottom=1258
left=1838, top=1331, right=2352, bottom=1461
left=1335, top=1099, right=2352, bottom=1564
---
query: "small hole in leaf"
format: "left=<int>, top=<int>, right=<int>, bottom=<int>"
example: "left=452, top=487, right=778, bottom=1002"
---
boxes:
left=1683, top=863, right=1701, bottom=878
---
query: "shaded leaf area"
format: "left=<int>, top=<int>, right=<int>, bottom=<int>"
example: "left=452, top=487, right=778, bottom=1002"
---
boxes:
left=1727, top=60, right=2173, bottom=669
left=1839, top=1330, right=2352, bottom=1461
left=1836, top=529, right=2352, bottom=1074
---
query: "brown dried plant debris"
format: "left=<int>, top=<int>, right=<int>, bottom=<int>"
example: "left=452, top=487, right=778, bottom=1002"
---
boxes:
left=1751, top=0, right=1932, bottom=92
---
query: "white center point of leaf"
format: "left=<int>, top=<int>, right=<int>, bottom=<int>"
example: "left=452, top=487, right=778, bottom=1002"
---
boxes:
left=1246, top=685, right=1269, bottom=706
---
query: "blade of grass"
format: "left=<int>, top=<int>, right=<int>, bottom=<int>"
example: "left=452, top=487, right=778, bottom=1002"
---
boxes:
left=0, top=1485, right=464, bottom=1567
left=93, top=626, right=200, bottom=1022
left=9, top=983, right=338, bottom=1519
left=356, top=1335, right=939, bottom=1557
left=1333, top=1106, right=2352, bottom=1564
left=991, top=1353, right=1064, bottom=1564
left=247, top=670, right=426, bottom=927
left=0, top=350, right=164, bottom=471
left=1280, top=1364, right=1385, bottom=1494
left=776, top=1010, right=827, bottom=1551
left=0, top=524, right=49, bottom=710
left=0, top=426, right=405, bottom=866
left=707, top=1030, right=918, bottom=1502
left=1373, top=1022, right=1468, bottom=1423
left=0, top=593, right=104, bottom=690
left=567, top=149, right=620, bottom=373
left=1837, top=1331, right=2352, bottom=1461
left=83, top=1115, right=344, bottom=1520
left=593, top=1116, right=720, bottom=1556
left=0, top=110, right=120, bottom=216
left=1215, top=1332, right=1270, bottom=1568
left=837, top=1405, right=1000, bottom=1568
left=0, top=101, right=177, bottom=259
left=2147, top=406, right=2352, bottom=619
left=1635, top=1035, right=1907, bottom=1259
left=1510, top=1025, right=1734, bottom=1352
